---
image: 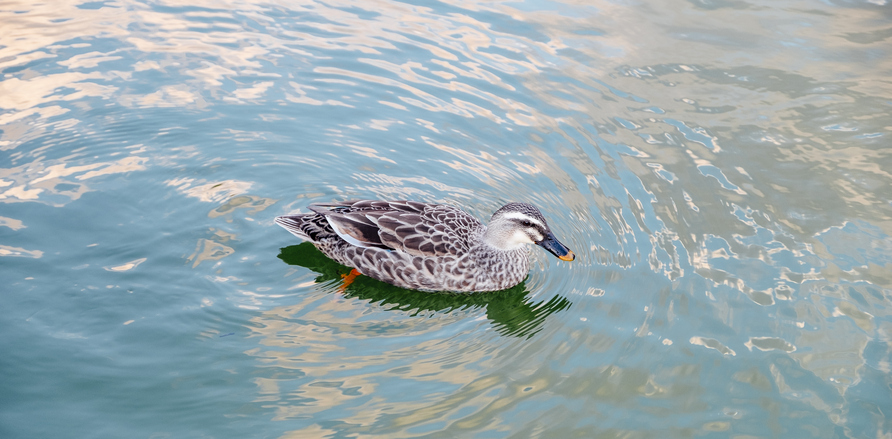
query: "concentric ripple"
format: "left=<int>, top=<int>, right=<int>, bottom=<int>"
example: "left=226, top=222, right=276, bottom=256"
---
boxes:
left=1, top=0, right=890, bottom=438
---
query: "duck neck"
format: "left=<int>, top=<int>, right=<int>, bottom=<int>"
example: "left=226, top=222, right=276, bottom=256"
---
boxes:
left=481, top=223, right=526, bottom=253
left=473, top=226, right=531, bottom=288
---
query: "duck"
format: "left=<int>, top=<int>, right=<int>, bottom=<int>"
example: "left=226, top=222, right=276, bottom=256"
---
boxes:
left=274, top=200, right=575, bottom=292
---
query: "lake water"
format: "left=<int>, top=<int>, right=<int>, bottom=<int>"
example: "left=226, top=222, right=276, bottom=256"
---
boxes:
left=2, top=0, right=891, bottom=437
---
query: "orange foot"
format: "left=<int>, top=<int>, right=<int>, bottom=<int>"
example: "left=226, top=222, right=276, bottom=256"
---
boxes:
left=339, top=268, right=362, bottom=291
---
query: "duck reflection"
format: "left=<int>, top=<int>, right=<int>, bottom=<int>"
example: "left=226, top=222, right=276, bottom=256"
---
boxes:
left=278, top=242, right=571, bottom=338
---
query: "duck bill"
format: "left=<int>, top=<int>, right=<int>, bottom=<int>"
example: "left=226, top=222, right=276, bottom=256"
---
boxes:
left=537, top=231, right=575, bottom=261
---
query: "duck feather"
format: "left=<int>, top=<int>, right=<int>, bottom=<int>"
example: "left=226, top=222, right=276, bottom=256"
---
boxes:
left=315, top=201, right=478, bottom=257
left=275, top=199, right=573, bottom=292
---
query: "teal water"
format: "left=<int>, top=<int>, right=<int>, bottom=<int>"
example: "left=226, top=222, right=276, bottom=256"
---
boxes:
left=2, top=0, right=891, bottom=437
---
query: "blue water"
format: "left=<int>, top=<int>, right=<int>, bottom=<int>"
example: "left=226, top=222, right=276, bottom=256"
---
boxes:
left=2, top=0, right=891, bottom=437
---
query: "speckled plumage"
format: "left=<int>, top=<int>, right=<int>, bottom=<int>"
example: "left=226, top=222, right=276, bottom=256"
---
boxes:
left=275, top=200, right=574, bottom=292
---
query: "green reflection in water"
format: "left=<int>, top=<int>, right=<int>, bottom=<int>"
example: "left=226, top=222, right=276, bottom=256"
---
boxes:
left=278, top=242, right=572, bottom=338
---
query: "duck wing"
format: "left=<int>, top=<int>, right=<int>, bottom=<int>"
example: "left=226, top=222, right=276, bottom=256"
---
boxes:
left=310, top=200, right=481, bottom=257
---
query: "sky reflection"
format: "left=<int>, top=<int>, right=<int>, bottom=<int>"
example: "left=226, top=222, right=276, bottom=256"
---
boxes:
left=1, top=0, right=890, bottom=437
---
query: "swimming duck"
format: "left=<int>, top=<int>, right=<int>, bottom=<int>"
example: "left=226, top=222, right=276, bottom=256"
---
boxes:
left=275, top=200, right=575, bottom=292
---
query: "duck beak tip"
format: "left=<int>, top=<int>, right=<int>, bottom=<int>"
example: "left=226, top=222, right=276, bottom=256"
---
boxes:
left=558, top=251, right=575, bottom=262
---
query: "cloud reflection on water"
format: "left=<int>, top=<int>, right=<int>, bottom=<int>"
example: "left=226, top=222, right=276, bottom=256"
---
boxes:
left=1, top=0, right=891, bottom=437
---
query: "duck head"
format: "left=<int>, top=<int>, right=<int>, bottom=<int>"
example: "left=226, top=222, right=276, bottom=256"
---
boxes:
left=484, top=202, right=575, bottom=261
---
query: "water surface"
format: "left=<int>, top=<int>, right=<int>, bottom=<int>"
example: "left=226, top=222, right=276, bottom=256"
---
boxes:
left=2, top=0, right=891, bottom=437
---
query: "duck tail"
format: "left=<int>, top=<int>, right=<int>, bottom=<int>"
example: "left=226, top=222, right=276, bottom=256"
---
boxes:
left=274, top=215, right=315, bottom=241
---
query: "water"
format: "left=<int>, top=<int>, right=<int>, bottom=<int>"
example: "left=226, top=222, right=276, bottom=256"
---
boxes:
left=2, top=0, right=891, bottom=437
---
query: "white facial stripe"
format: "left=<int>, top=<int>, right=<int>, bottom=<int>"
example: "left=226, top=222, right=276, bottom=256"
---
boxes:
left=530, top=231, right=543, bottom=242
left=500, top=211, right=544, bottom=227
left=508, top=229, right=535, bottom=247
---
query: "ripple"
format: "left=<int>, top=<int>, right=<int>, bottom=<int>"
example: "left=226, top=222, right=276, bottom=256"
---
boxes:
left=2, top=0, right=891, bottom=437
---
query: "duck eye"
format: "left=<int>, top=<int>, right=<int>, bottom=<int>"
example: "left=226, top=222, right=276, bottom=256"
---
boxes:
left=521, top=220, right=532, bottom=227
